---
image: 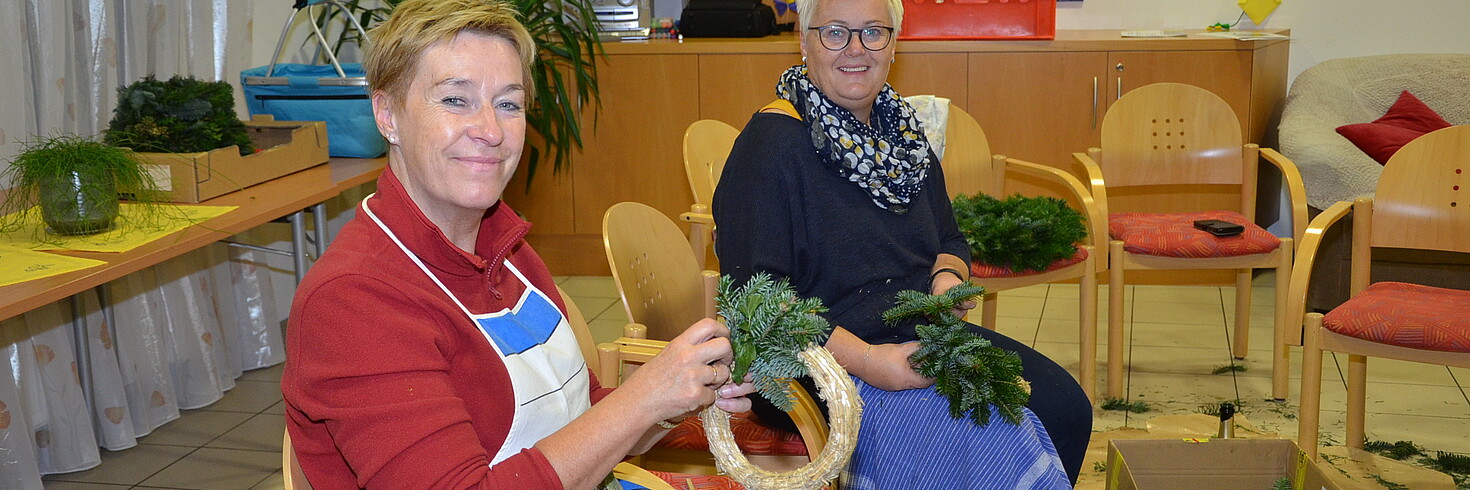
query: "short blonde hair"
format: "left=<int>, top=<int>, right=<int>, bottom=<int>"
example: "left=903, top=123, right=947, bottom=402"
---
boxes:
left=795, top=0, right=904, bottom=33
left=364, top=0, right=537, bottom=103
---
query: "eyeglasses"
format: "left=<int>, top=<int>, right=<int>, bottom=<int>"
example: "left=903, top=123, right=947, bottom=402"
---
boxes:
left=807, top=25, right=896, bottom=51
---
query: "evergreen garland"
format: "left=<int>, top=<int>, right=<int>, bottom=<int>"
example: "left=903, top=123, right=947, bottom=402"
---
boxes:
left=883, top=282, right=1031, bottom=427
left=953, top=193, right=1087, bottom=273
left=717, top=274, right=831, bottom=412
left=105, top=75, right=254, bottom=156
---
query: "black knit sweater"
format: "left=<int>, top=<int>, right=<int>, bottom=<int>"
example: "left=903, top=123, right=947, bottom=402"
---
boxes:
left=713, top=111, right=970, bottom=344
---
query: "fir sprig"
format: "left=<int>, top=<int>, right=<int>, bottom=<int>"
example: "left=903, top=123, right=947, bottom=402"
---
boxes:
left=953, top=193, right=1087, bottom=273
left=104, top=75, right=254, bottom=156
left=883, top=281, right=1031, bottom=427
left=717, top=274, right=831, bottom=412
left=882, top=282, right=987, bottom=326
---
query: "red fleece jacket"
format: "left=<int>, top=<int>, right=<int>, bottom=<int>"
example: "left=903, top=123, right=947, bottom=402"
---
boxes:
left=283, top=167, right=612, bottom=489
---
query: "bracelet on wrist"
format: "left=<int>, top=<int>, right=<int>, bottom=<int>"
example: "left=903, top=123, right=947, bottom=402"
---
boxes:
left=929, top=267, right=966, bottom=287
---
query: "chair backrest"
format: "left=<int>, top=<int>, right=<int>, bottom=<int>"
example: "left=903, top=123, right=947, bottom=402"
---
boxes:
left=940, top=105, right=1001, bottom=198
left=1097, top=82, right=1246, bottom=188
left=1371, top=125, right=1470, bottom=254
left=603, top=202, right=709, bottom=341
left=556, top=285, right=603, bottom=371
left=684, top=120, right=740, bottom=207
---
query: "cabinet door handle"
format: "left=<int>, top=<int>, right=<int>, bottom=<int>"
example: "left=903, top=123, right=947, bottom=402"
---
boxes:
left=1092, top=76, right=1099, bottom=130
left=1116, top=76, right=1123, bottom=101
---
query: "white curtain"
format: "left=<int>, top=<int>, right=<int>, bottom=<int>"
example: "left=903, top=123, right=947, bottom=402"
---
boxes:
left=0, top=0, right=254, bottom=175
left=0, top=2, right=278, bottom=488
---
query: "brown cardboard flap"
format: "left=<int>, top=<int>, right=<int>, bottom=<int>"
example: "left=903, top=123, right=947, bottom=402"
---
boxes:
left=1107, top=439, right=1341, bottom=490
left=134, top=117, right=329, bottom=203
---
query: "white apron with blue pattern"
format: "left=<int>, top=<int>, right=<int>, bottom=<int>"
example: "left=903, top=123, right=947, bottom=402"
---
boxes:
left=362, top=195, right=591, bottom=465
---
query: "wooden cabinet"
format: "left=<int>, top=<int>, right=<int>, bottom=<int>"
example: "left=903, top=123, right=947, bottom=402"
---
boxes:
left=969, top=51, right=1108, bottom=170
left=504, top=31, right=1289, bottom=276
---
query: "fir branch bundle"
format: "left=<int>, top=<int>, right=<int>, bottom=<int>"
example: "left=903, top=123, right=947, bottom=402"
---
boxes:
left=105, top=75, right=254, bottom=156
left=882, top=282, right=987, bottom=326
left=717, top=274, right=831, bottom=412
left=883, top=282, right=1031, bottom=427
left=953, top=193, right=1087, bottom=273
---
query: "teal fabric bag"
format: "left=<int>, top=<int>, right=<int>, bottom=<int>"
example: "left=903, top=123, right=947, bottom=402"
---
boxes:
left=240, top=0, right=385, bottom=158
left=241, top=63, right=384, bottom=158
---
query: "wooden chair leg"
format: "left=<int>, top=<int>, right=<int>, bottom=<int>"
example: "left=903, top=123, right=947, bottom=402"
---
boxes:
left=701, top=271, right=719, bottom=320
left=981, top=292, right=999, bottom=331
left=598, top=343, right=621, bottom=387
left=1232, top=269, right=1251, bottom=360
left=689, top=222, right=710, bottom=271
left=1079, top=254, right=1099, bottom=403
left=1272, top=245, right=1292, bottom=401
left=1298, top=313, right=1325, bottom=460
left=1107, top=241, right=1126, bottom=399
left=1347, top=354, right=1368, bottom=449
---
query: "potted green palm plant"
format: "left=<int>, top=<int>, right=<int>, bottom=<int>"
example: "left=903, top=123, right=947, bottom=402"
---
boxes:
left=313, top=0, right=603, bottom=185
left=0, top=135, right=161, bottom=236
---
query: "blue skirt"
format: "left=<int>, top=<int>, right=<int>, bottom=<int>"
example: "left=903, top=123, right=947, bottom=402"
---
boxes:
left=842, top=377, right=1071, bottom=489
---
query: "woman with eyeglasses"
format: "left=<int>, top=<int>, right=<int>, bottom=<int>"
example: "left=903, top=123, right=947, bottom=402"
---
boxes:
left=712, top=0, right=1092, bottom=485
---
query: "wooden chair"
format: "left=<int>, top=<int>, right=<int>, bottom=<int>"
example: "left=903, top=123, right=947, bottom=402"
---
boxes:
left=605, top=201, right=721, bottom=342
left=940, top=105, right=1107, bottom=402
left=1074, top=82, right=1307, bottom=401
left=680, top=119, right=740, bottom=271
left=1291, top=125, right=1470, bottom=460
left=283, top=429, right=312, bottom=490
left=601, top=201, right=829, bottom=474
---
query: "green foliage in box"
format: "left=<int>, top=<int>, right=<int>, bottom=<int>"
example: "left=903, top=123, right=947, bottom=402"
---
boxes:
left=717, top=273, right=831, bottom=412
left=953, top=193, right=1087, bottom=273
left=883, top=282, right=1030, bottom=427
left=104, top=75, right=254, bottom=156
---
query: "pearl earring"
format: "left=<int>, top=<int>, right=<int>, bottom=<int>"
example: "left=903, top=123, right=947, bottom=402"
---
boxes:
left=801, top=56, right=807, bottom=63
left=890, top=59, right=896, bottom=64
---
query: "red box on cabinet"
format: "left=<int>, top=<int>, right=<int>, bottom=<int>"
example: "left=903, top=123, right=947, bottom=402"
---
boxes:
left=898, top=0, right=1056, bottom=40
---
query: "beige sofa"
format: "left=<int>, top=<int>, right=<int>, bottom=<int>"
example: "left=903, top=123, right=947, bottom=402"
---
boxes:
left=1278, top=53, right=1470, bottom=312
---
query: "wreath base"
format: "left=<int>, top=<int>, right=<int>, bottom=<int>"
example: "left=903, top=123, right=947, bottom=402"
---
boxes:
left=701, top=345, right=862, bottom=490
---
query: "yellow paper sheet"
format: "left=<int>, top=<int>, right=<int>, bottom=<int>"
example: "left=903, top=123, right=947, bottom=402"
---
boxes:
left=0, top=203, right=236, bottom=253
left=0, top=245, right=107, bottom=288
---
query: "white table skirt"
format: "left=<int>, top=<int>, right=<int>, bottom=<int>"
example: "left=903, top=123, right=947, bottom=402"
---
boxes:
left=0, top=243, right=285, bottom=489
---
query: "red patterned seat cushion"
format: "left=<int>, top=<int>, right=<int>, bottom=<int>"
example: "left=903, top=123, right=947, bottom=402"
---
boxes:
left=654, top=410, right=808, bottom=456
left=1322, top=282, right=1470, bottom=352
left=1108, top=211, right=1280, bottom=258
left=649, top=470, right=745, bottom=489
left=971, top=246, right=1089, bottom=278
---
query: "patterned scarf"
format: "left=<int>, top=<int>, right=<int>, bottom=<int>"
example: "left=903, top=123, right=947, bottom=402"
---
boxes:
left=776, top=65, right=933, bottom=214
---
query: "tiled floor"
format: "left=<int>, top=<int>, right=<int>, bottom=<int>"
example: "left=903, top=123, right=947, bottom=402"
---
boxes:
left=42, top=273, right=1469, bottom=489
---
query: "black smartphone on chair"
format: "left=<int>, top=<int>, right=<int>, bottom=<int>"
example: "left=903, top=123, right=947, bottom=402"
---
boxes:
left=1193, top=219, right=1245, bottom=237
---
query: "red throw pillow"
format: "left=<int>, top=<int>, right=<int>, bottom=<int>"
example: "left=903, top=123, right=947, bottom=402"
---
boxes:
left=1336, top=90, right=1452, bottom=165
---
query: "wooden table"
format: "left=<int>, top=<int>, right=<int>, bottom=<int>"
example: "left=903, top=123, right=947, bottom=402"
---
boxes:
left=0, top=157, right=384, bottom=322
left=0, top=156, right=383, bottom=419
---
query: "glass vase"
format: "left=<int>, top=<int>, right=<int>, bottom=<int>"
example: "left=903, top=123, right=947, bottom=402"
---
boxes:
left=39, top=170, right=119, bottom=235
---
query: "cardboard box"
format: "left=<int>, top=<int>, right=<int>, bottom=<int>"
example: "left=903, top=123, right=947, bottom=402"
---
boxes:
left=136, top=116, right=330, bottom=203
left=1107, top=439, right=1341, bottom=490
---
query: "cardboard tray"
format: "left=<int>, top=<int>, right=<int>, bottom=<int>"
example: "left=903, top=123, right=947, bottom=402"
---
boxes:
left=135, top=115, right=330, bottom=203
left=1107, top=439, right=1341, bottom=490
